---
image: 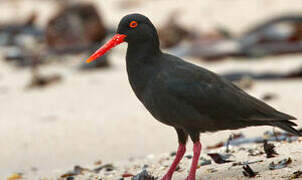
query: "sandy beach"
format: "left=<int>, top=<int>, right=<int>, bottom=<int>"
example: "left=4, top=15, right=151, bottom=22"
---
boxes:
left=1, top=0, right=302, bottom=179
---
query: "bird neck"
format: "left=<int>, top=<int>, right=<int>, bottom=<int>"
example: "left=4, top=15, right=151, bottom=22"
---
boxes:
left=126, top=38, right=161, bottom=60
left=126, top=37, right=162, bottom=72
left=125, top=39, right=162, bottom=99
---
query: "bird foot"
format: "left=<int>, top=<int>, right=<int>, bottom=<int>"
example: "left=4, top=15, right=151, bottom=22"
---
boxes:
left=185, top=175, right=195, bottom=180
left=161, top=143, right=186, bottom=180
left=162, top=173, right=195, bottom=180
left=161, top=175, right=172, bottom=180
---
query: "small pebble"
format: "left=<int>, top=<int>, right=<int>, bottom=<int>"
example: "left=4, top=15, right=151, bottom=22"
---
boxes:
left=170, top=151, right=176, bottom=157
left=122, top=173, right=134, bottom=177
left=185, top=155, right=192, bottom=159
left=200, top=158, right=212, bottom=166
left=7, top=173, right=22, bottom=180
left=289, top=170, right=302, bottom=179
left=206, top=168, right=217, bottom=173
left=94, top=160, right=102, bottom=166
left=66, top=177, right=74, bottom=180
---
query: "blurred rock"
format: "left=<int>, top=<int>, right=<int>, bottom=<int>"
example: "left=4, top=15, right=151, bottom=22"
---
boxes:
left=4, top=46, right=45, bottom=67
left=0, top=13, right=43, bottom=46
left=240, top=14, right=302, bottom=48
left=231, top=14, right=302, bottom=59
left=132, top=169, right=156, bottom=180
left=27, top=72, right=62, bottom=89
left=5, top=46, right=25, bottom=61
left=46, top=3, right=107, bottom=53
left=158, top=13, right=192, bottom=48
left=26, top=61, right=62, bottom=89
left=222, top=69, right=302, bottom=82
left=173, top=14, right=302, bottom=61
left=0, top=13, right=46, bottom=68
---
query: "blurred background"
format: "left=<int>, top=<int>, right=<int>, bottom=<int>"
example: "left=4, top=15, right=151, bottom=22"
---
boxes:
left=1, top=0, right=302, bottom=178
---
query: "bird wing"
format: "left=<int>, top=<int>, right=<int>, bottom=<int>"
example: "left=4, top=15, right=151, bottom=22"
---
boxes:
left=161, top=58, right=296, bottom=123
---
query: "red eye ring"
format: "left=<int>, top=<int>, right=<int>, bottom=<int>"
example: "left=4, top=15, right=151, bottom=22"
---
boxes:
left=129, top=21, right=138, bottom=28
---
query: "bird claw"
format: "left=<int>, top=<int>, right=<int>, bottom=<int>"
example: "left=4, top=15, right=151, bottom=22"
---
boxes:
left=185, top=176, right=195, bottom=180
left=162, top=174, right=196, bottom=180
left=161, top=175, right=172, bottom=180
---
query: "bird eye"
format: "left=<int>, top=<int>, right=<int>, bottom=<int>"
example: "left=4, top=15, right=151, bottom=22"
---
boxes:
left=129, top=21, right=138, bottom=28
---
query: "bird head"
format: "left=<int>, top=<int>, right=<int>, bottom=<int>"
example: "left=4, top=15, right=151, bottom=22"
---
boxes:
left=86, top=13, right=159, bottom=63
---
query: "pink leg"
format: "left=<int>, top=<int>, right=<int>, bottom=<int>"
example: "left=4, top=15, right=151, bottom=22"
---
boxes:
left=185, top=142, right=202, bottom=180
left=161, top=143, right=186, bottom=180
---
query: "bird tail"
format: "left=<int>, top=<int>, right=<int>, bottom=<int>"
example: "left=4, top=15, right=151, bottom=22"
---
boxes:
left=271, top=120, right=301, bottom=136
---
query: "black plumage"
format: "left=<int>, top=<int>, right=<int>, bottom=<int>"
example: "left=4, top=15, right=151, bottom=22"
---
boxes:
left=120, top=14, right=299, bottom=139
left=86, top=13, right=300, bottom=180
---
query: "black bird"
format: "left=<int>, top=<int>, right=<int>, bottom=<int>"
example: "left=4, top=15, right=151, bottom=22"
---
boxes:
left=86, top=14, right=300, bottom=180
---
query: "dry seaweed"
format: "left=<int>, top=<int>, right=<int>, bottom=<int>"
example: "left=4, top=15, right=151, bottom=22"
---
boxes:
left=242, top=165, right=258, bottom=177
left=206, top=142, right=224, bottom=150
left=207, top=153, right=233, bottom=164
left=207, top=130, right=299, bottom=151
left=247, top=148, right=264, bottom=157
left=269, top=158, right=292, bottom=170
left=93, top=164, right=115, bottom=173
left=289, top=170, right=302, bottom=179
left=226, top=133, right=244, bottom=152
left=263, top=140, right=278, bottom=158
left=232, top=160, right=263, bottom=167
left=61, top=165, right=91, bottom=178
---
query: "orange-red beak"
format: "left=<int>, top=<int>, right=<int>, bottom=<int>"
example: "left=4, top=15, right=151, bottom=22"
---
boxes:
left=86, top=34, right=127, bottom=63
